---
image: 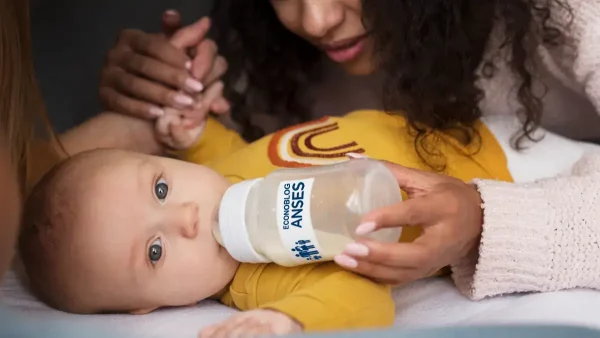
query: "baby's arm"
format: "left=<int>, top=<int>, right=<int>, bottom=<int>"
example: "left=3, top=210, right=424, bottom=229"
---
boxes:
left=260, top=263, right=395, bottom=331
left=209, top=263, right=394, bottom=335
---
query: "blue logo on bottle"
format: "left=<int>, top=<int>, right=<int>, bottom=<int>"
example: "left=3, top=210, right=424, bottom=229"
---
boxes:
left=281, top=182, right=306, bottom=230
left=291, top=240, right=322, bottom=261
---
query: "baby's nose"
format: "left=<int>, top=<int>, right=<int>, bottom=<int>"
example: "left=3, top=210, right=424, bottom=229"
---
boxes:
left=176, top=202, right=199, bottom=239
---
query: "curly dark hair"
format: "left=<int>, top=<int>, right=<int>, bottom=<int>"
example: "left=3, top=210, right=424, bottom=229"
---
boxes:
left=211, top=0, right=572, bottom=166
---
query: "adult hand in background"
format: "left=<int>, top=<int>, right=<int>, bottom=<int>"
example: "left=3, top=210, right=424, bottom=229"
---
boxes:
left=99, top=10, right=229, bottom=121
left=334, top=158, right=484, bottom=285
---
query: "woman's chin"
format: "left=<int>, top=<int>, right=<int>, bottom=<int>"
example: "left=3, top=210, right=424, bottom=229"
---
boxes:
left=339, top=56, right=375, bottom=76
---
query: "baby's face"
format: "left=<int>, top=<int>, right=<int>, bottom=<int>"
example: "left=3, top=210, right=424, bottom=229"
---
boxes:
left=71, top=151, right=238, bottom=313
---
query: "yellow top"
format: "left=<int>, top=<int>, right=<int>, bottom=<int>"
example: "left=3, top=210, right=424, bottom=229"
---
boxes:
left=179, top=110, right=513, bottom=331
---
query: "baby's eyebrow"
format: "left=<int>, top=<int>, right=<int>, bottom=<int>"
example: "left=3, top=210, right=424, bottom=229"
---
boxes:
left=128, top=233, right=145, bottom=286
left=136, top=159, right=153, bottom=197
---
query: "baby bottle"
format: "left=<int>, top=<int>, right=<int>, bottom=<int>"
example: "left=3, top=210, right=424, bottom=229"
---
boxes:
left=215, top=158, right=403, bottom=267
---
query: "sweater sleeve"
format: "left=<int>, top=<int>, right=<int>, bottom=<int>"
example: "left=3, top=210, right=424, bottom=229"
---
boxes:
left=452, top=151, right=600, bottom=300
left=541, top=0, right=600, bottom=112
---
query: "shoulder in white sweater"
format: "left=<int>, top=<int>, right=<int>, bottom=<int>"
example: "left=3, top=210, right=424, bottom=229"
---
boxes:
left=477, top=0, right=600, bottom=139
left=453, top=0, right=600, bottom=300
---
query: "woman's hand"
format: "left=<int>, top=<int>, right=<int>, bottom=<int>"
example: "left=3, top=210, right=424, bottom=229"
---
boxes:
left=99, top=10, right=228, bottom=121
left=334, top=159, right=484, bottom=285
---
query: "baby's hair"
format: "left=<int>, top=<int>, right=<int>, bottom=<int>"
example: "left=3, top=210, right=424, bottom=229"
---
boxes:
left=19, top=150, right=108, bottom=313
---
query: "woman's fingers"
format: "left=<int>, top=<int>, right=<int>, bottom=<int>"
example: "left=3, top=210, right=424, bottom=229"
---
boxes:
left=162, top=10, right=182, bottom=38
left=335, top=239, right=441, bottom=285
left=334, top=160, right=485, bottom=284
left=334, top=254, right=419, bottom=285
left=108, top=68, right=195, bottom=109
left=101, top=28, right=197, bottom=118
left=343, top=240, right=433, bottom=269
left=102, top=17, right=227, bottom=122
left=99, top=85, right=164, bottom=119
left=121, top=29, right=189, bottom=69
left=170, top=17, right=211, bottom=51
left=101, top=53, right=195, bottom=110
left=380, top=160, right=445, bottom=195
left=347, top=157, right=442, bottom=195
left=357, top=197, right=433, bottom=234
left=120, top=51, right=203, bottom=93
left=190, top=39, right=220, bottom=81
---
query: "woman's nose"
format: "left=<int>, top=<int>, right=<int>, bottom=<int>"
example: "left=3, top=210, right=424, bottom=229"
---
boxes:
left=169, top=202, right=199, bottom=239
left=302, top=1, right=345, bottom=39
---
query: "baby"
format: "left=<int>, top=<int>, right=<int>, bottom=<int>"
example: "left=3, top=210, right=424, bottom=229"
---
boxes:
left=19, top=119, right=401, bottom=337
left=19, top=109, right=515, bottom=337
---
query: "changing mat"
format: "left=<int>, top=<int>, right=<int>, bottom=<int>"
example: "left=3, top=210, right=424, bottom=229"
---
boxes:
left=2, top=116, right=600, bottom=337
left=4, top=270, right=600, bottom=338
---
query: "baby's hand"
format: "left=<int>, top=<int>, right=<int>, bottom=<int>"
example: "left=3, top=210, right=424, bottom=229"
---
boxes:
left=155, top=109, right=205, bottom=150
left=155, top=81, right=230, bottom=150
left=198, top=309, right=302, bottom=338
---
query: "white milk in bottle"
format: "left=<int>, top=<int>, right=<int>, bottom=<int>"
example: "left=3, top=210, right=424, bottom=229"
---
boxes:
left=215, top=158, right=402, bottom=266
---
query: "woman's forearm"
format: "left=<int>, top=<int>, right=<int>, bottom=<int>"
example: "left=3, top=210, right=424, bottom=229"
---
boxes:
left=452, top=151, right=600, bottom=300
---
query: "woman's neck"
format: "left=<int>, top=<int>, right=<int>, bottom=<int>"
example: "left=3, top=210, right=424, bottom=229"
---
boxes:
left=307, top=58, right=386, bottom=119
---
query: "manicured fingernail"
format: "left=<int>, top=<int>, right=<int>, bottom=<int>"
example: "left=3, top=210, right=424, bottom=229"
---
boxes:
left=185, top=78, right=204, bottom=92
left=185, top=61, right=192, bottom=70
left=355, top=222, right=376, bottom=236
left=346, top=152, right=368, bottom=159
left=174, top=93, right=194, bottom=106
left=165, top=9, right=177, bottom=16
left=344, top=243, right=369, bottom=257
left=334, top=255, right=358, bottom=269
left=149, top=107, right=164, bottom=117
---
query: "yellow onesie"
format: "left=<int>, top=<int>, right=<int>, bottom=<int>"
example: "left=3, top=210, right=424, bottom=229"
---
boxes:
left=179, top=110, right=513, bottom=332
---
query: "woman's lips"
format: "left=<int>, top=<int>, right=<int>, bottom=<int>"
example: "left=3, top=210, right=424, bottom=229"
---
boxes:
left=322, top=34, right=368, bottom=63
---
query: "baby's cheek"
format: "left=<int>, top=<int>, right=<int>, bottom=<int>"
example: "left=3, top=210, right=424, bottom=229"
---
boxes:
left=162, top=244, right=216, bottom=301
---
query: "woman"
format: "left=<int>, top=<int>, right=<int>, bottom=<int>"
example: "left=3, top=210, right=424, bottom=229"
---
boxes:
left=83, top=0, right=600, bottom=300
left=0, top=0, right=46, bottom=281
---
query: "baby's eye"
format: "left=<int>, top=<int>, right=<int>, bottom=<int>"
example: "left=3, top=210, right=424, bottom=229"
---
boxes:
left=154, top=177, right=168, bottom=202
left=148, top=238, right=163, bottom=264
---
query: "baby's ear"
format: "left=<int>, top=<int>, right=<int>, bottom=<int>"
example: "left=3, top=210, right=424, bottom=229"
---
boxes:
left=130, top=307, right=157, bottom=315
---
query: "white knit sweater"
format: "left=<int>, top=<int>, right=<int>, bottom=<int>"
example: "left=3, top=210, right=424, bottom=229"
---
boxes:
left=452, top=0, right=600, bottom=300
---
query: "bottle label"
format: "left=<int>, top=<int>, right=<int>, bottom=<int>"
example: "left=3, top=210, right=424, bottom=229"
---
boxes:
left=276, top=178, right=323, bottom=263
